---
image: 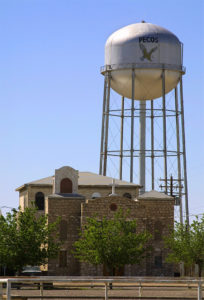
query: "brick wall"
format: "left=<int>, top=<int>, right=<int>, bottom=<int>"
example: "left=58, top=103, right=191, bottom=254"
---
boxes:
left=140, top=199, right=174, bottom=276
left=28, top=186, right=53, bottom=206
left=81, top=196, right=147, bottom=276
left=17, top=183, right=174, bottom=276
left=80, top=196, right=174, bottom=276
left=19, top=189, right=28, bottom=211
left=46, top=195, right=85, bottom=276
left=21, top=184, right=139, bottom=206
left=79, top=186, right=139, bottom=200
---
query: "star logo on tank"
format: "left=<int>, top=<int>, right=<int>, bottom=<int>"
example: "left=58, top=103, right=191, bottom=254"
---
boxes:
left=139, top=43, right=158, bottom=61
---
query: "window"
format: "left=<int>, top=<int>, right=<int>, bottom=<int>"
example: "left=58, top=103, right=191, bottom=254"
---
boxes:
left=60, top=220, right=68, bottom=241
left=154, top=221, right=163, bottom=241
left=91, top=192, right=101, bottom=199
left=60, top=178, right=72, bottom=193
left=59, top=250, right=67, bottom=267
left=110, top=203, right=117, bottom=211
left=35, top=192, right=45, bottom=210
left=146, top=220, right=152, bottom=234
left=123, top=193, right=132, bottom=199
left=155, top=255, right=162, bottom=268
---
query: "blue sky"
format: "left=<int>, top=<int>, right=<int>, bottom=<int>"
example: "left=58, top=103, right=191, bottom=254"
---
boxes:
left=0, top=0, right=203, bottom=219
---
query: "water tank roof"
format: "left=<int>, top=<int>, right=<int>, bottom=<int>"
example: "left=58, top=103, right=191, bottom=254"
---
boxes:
left=104, top=22, right=184, bottom=100
left=106, top=22, right=180, bottom=46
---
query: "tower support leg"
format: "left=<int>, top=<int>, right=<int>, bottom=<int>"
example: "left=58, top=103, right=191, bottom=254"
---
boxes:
left=103, top=72, right=111, bottom=176
left=99, top=74, right=108, bottom=175
left=130, top=69, right=135, bottom=183
left=139, top=100, right=146, bottom=194
left=175, top=86, right=183, bottom=224
left=162, top=70, right=168, bottom=193
left=180, top=76, right=189, bottom=226
left=119, top=96, right=124, bottom=180
left=151, top=100, right=155, bottom=190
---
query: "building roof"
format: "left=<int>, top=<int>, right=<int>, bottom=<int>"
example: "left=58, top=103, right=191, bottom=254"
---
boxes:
left=78, top=172, right=139, bottom=186
left=16, top=172, right=140, bottom=191
left=137, top=190, right=174, bottom=200
left=29, top=176, right=53, bottom=185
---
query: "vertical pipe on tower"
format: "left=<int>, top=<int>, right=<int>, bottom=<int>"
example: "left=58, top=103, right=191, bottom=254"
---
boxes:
left=151, top=100, right=155, bottom=190
left=130, top=69, right=135, bottom=183
left=175, top=86, right=183, bottom=224
left=103, top=72, right=111, bottom=176
left=99, top=74, right=108, bottom=175
left=180, top=76, right=189, bottom=226
left=139, top=101, right=146, bottom=194
left=162, top=70, right=168, bottom=194
left=119, top=96, right=124, bottom=180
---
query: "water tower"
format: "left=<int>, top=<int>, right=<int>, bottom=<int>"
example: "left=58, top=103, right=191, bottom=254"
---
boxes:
left=99, top=22, right=189, bottom=224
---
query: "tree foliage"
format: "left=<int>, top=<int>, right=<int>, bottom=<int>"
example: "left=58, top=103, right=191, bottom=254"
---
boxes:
left=164, top=215, right=204, bottom=277
left=73, top=209, right=151, bottom=275
left=0, top=207, right=60, bottom=273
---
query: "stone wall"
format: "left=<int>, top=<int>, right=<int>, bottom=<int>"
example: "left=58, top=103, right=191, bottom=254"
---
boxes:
left=81, top=196, right=147, bottom=276
left=80, top=196, right=174, bottom=276
left=19, top=184, right=139, bottom=208
left=46, top=195, right=85, bottom=276
left=27, top=185, right=52, bottom=207
left=17, top=176, right=174, bottom=277
left=78, top=186, right=139, bottom=201
left=55, top=166, right=78, bottom=194
left=19, top=189, right=28, bottom=211
left=140, top=199, right=174, bottom=276
left=27, top=185, right=52, bottom=216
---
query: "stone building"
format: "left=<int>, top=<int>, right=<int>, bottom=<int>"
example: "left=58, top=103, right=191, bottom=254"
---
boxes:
left=16, top=166, right=175, bottom=276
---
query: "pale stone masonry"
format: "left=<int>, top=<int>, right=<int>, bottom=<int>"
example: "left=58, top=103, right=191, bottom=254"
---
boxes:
left=16, top=166, right=175, bottom=276
left=54, top=166, right=78, bottom=194
left=16, top=170, right=140, bottom=209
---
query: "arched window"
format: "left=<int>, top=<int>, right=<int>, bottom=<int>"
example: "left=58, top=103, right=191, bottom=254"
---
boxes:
left=60, top=178, right=72, bottom=193
left=123, top=193, right=132, bottom=199
left=154, top=221, right=163, bottom=241
left=91, top=192, right=101, bottom=199
left=35, top=192, right=45, bottom=210
left=60, top=220, right=68, bottom=241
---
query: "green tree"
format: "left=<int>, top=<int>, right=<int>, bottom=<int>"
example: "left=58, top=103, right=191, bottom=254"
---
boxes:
left=164, top=215, right=204, bottom=277
left=0, top=207, right=60, bottom=274
left=73, top=209, right=151, bottom=275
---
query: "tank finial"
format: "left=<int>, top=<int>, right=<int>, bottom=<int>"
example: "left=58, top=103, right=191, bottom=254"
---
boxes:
left=141, top=20, right=146, bottom=23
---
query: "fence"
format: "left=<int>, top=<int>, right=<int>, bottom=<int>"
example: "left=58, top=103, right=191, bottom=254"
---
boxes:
left=0, top=277, right=203, bottom=300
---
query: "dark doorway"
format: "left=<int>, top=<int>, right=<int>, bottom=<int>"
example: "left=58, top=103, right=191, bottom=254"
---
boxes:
left=60, top=178, right=72, bottom=193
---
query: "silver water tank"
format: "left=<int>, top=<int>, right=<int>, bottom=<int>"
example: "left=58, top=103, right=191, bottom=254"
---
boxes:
left=103, top=22, right=184, bottom=100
